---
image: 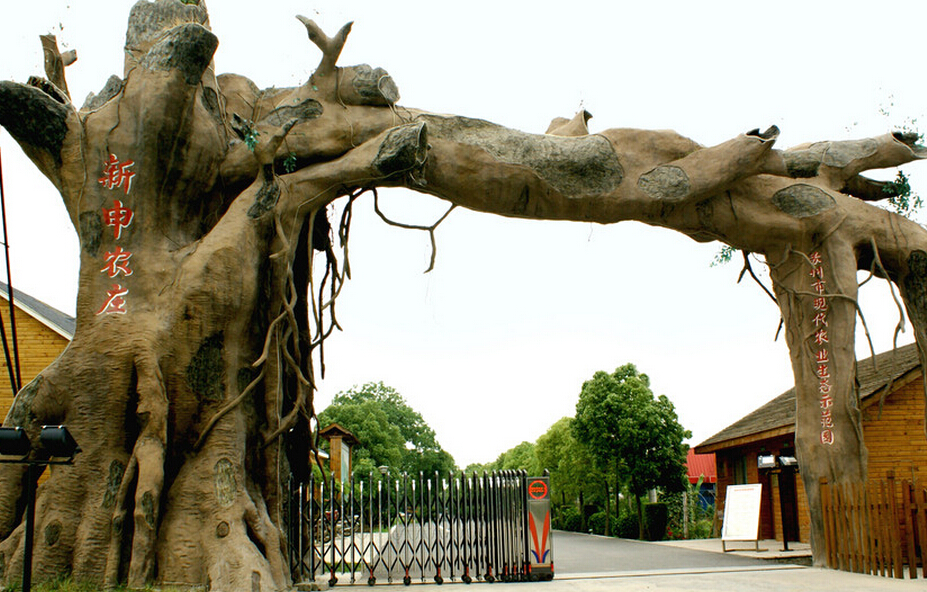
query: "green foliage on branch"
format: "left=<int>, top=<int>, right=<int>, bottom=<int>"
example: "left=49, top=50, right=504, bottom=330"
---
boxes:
left=241, top=119, right=259, bottom=152
left=711, top=245, right=737, bottom=267
left=883, top=170, right=923, bottom=218
left=317, top=381, right=456, bottom=477
left=283, top=152, right=298, bottom=173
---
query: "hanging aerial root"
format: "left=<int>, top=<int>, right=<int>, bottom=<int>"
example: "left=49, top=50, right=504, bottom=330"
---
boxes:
left=104, top=454, right=139, bottom=587
left=784, top=287, right=873, bottom=357
left=770, top=245, right=872, bottom=363
left=372, top=188, right=457, bottom=272
left=262, top=382, right=310, bottom=447
left=868, top=238, right=907, bottom=349
left=337, top=190, right=364, bottom=279
left=254, top=311, right=288, bottom=367
left=243, top=493, right=287, bottom=586
left=737, top=250, right=778, bottom=304
left=195, top=368, right=267, bottom=451
left=864, top=238, right=908, bottom=416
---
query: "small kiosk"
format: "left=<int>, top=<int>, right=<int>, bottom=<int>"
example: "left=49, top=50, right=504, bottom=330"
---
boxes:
left=318, top=423, right=357, bottom=483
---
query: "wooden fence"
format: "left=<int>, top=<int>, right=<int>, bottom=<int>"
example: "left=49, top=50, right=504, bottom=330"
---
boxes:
left=820, top=472, right=927, bottom=578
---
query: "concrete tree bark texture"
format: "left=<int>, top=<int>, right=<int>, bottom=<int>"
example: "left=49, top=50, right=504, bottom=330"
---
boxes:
left=1, top=1, right=926, bottom=589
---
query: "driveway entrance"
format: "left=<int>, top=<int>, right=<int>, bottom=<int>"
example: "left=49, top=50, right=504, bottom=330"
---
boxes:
left=553, top=531, right=773, bottom=574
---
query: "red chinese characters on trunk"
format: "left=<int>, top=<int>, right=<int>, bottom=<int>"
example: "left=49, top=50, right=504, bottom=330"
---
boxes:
left=809, top=251, right=834, bottom=445
left=98, top=153, right=135, bottom=194
left=96, top=156, right=137, bottom=315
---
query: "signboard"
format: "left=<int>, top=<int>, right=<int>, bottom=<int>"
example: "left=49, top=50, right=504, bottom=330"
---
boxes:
left=721, top=484, right=763, bottom=552
left=340, top=440, right=350, bottom=484
left=526, top=476, right=553, bottom=579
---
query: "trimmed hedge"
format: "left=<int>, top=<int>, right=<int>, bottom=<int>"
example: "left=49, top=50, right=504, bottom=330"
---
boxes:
left=644, top=502, right=668, bottom=541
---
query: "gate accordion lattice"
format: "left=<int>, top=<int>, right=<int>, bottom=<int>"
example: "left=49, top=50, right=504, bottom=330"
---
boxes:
left=286, top=470, right=553, bottom=586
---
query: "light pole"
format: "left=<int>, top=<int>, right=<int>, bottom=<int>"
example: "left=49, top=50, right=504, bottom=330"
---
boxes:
left=0, top=425, right=80, bottom=592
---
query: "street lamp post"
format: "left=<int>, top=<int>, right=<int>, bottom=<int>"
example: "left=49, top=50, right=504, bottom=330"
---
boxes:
left=0, top=425, right=80, bottom=592
left=757, top=453, right=800, bottom=553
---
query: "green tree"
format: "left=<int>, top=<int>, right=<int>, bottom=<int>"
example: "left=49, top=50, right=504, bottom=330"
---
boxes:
left=486, top=441, right=539, bottom=473
left=462, top=461, right=492, bottom=474
left=572, top=364, right=691, bottom=539
left=318, top=382, right=456, bottom=476
left=535, top=417, right=603, bottom=531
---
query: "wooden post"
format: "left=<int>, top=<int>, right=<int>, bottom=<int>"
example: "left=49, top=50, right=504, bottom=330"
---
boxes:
left=903, top=480, right=916, bottom=579
left=848, top=482, right=859, bottom=573
left=863, top=480, right=872, bottom=576
left=682, top=490, right=689, bottom=539
left=820, top=477, right=837, bottom=569
left=835, top=483, right=846, bottom=571
left=886, top=472, right=903, bottom=578
left=820, top=478, right=832, bottom=568
left=859, top=481, right=871, bottom=575
left=878, top=478, right=890, bottom=576
left=916, top=485, right=927, bottom=579
left=328, top=433, right=344, bottom=482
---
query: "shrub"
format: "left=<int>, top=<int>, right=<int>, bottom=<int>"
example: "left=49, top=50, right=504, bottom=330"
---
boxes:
left=555, top=506, right=582, bottom=532
left=587, top=511, right=608, bottom=535
left=662, top=487, right=715, bottom=539
left=691, top=517, right=713, bottom=539
left=616, top=511, right=639, bottom=538
left=643, top=502, right=668, bottom=541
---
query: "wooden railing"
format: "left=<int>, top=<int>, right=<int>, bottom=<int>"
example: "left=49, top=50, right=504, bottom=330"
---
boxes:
left=820, top=472, right=927, bottom=578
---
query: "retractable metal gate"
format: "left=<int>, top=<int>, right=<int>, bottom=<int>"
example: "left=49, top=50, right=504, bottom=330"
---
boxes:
left=286, top=470, right=553, bottom=586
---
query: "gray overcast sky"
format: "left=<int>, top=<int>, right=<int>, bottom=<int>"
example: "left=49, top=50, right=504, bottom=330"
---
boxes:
left=1, top=1, right=925, bottom=467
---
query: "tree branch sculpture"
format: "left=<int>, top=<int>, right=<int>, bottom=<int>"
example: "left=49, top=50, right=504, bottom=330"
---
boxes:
left=1, top=1, right=926, bottom=588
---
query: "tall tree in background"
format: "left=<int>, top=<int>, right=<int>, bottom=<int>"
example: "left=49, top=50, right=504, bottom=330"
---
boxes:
left=318, top=382, right=455, bottom=477
left=535, top=417, right=602, bottom=530
left=472, top=440, right=540, bottom=475
left=573, top=364, right=690, bottom=539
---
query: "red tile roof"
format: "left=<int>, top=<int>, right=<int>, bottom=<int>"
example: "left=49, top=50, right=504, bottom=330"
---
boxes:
left=686, top=449, right=716, bottom=484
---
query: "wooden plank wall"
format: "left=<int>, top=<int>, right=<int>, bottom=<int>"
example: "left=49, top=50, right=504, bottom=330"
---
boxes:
left=0, top=303, right=70, bottom=420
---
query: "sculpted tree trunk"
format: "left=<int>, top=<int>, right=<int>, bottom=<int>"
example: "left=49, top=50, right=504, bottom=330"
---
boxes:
left=1, top=1, right=926, bottom=587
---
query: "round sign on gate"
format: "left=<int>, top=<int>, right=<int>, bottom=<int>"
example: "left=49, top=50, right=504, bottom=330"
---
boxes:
left=528, top=479, right=548, bottom=500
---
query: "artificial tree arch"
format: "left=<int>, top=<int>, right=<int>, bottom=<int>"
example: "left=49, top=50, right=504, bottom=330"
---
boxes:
left=0, top=1, right=926, bottom=589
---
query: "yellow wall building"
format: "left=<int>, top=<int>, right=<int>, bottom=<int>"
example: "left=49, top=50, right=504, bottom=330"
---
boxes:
left=696, top=343, right=926, bottom=546
left=0, top=284, right=73, bottom=420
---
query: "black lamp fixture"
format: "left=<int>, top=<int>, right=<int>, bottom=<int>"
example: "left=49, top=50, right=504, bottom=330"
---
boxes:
left=0, top=427, right=31, bottom=458
left=757, top=454, right=776, bottom=470
left=37, top=425, right=81, bottom=459
left=0, top=425, right=80, bottom=592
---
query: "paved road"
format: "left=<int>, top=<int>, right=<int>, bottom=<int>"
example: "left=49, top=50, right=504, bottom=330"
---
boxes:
left=552, top=531, right=771, bottom=574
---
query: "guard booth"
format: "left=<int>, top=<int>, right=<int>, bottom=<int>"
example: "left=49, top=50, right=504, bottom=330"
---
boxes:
left=287, top=470, right=555, bottom=586
left=318, top=423, right=357, bottom=484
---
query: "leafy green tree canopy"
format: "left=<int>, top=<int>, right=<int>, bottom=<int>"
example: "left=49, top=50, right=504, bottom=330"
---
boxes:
left=478, top=441, right=540, bottom=474
left=573, top=364, right=691, bottom=498
left=318, top=381, right=456, bottom=476
left=535, top=416, right=603, bottom=507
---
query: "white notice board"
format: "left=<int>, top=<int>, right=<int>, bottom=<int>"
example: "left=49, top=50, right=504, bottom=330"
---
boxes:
left=721, top=484, right=763, bottom=550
